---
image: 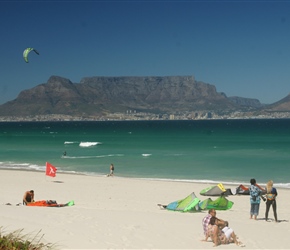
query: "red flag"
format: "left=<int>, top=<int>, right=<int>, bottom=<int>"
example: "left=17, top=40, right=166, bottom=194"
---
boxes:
left=46, top=162, right=57, bottom=177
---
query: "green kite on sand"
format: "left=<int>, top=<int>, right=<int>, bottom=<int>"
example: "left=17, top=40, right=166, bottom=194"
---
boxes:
left=158, top=192, right=200, bottom=212
left=199, top=196, right=233, bottom=210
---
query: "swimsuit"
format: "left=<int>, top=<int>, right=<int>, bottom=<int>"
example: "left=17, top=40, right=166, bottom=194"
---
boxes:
left=222, top=226, right=234, bottom=239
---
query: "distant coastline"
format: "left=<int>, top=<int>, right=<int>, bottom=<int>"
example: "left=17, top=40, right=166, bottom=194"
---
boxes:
left=1, top=110, right=290, bottom=122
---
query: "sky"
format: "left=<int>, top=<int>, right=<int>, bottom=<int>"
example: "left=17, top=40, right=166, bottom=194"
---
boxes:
left=1, top=0, right=290, bottom=105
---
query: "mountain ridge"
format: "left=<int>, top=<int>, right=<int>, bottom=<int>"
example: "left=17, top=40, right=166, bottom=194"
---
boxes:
left=0, top=75, right=289, bottom=119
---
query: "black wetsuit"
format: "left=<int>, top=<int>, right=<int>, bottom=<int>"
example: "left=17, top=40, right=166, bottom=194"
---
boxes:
left=265, top=187, right=278, bottom=222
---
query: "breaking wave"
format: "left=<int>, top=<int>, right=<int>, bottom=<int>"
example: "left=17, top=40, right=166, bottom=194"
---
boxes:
left=79, top=142, right=101, bottom=147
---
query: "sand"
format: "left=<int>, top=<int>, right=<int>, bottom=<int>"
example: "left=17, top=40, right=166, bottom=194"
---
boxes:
left=1, top=169, right=289, bottom=249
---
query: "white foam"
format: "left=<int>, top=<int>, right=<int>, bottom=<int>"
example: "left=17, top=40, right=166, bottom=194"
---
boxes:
left=64, top=141, right=79, bottom=144
left=142, top=154, right=152, bottom=157
left=61, top=154, right=124, bottom=159
left=79, top=142, right=101, bottom=147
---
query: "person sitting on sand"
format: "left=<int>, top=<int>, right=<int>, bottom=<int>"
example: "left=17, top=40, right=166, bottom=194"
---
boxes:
left=203, top=216, right=227, bottom=247
left=23, top=190, right=34, bottom=205
left=203, top=216, right=244, bottom=247
left=202, top=209, right=227, bottom=236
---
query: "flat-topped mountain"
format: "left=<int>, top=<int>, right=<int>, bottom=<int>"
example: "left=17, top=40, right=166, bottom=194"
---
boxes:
left=0, top=75, right=288, bottom=118
left=0, top=75, right=236, bottom=117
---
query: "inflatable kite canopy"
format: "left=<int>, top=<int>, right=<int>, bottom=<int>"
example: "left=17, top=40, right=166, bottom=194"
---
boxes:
left=164, top=192, right=201, bottom=212
left=236, top=184, right=266, bottom=195
left=158, top=191, right=234, bottom=212
left=200, top=183, right=234, bottom=196
left=23, top=47, right=39, bottom=63
left=199, top=196, right=234, bottom=210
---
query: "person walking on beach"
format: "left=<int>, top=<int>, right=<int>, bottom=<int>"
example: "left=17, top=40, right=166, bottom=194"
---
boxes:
left=23, top=190, right=34, bottom=205
left=265, top=180, right=278, bottom=222
left=249, top=178, right=262, bottom=220
left=107, top=163, right=114, bottom=177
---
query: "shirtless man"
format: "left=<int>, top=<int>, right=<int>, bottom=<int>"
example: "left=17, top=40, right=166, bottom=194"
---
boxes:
left=23, top=190, right=34, bottom=205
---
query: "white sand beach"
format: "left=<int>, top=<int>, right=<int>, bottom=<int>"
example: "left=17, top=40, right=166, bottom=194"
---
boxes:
left=1, top=169, right=289, bottom=249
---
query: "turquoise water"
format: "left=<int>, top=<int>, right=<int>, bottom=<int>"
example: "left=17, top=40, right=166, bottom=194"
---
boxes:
left=1, top=119, right=290, bottom=188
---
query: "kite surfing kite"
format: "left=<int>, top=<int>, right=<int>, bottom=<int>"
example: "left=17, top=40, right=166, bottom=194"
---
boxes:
left=23, top=47, right=39, bottom=63
left=157, top=192, right=201, bottom=212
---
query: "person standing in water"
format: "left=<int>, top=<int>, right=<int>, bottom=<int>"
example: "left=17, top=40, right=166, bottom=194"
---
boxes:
left=108, top=163, right=114, bottom=177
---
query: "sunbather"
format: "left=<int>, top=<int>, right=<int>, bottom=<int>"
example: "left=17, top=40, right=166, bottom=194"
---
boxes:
left=23, top=190, right=34, bottom=205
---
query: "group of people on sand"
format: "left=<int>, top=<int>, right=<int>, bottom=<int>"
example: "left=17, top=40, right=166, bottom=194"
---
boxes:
left=249, top=178, right=278, bottom=222
left=202, top=209, right=245, bottom=247
left=202, top=178, right=278, bottom=247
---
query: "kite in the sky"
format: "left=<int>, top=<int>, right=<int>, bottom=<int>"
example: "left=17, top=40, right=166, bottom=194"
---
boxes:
left=23, top=48, right=39, bottom=63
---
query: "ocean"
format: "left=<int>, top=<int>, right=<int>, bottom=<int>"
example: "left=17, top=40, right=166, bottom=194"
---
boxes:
left=1, top=119, right=290, bottom=188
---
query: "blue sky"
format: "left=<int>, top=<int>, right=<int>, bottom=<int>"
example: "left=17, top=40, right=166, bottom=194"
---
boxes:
left=1, top=0, right=290, bottom=105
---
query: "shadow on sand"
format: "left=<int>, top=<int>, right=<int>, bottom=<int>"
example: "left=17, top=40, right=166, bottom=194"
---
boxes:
left=52, top=180, right=64, bottom=183
left=258, top=217, right=288, bottom=223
